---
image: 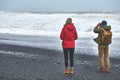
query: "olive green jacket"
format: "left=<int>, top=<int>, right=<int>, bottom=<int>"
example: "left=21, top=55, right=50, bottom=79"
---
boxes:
left=93, top=25, right=111, bottom=45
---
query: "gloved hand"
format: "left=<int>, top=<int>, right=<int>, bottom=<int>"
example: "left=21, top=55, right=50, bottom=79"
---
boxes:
left=96, top=22, right=101, bottom=27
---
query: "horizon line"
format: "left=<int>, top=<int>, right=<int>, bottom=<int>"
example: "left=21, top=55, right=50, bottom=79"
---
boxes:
left=0, top=10, right=120, bottom=14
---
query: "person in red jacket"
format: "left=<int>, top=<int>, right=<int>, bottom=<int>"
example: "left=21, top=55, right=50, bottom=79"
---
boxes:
left=60, top=18, right=78, bottom=74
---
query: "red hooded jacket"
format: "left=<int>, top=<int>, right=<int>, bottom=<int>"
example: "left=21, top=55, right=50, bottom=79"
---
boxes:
left=60, top=23, right=78, bottom=48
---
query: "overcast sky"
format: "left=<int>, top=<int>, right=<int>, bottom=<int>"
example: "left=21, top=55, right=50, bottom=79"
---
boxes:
left=0, top=0, right=120, bottom=12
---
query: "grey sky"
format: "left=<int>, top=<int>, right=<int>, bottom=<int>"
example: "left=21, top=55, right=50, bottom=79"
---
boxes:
left=0, top=0, right=120, bottom=12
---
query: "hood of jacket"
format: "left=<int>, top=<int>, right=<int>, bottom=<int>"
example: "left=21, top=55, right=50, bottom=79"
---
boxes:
left=65, top=23, right=75, bottom=31
left=101, top=25, right=111, bottom=31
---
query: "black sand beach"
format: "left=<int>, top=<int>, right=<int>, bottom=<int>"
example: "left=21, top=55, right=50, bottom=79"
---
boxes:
left=0, top=44, right=120, bottom=80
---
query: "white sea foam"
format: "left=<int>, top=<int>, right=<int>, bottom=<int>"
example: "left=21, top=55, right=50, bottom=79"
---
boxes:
left=0, top=11, right=120, bottom=37
left=0, top=50, right=38, bottom=58
left=0, top=11, right=120, bottom=59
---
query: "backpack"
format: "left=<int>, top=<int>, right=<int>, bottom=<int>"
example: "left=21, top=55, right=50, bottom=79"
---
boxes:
left=100, top=28, right=112, bottom=45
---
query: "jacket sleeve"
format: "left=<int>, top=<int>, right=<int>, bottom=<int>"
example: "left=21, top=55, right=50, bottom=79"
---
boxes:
left=93, top=26, right=102, bottom=33
left=74, top=27, right=78, bottom=40
left=60, top=28, right=64, bottom=40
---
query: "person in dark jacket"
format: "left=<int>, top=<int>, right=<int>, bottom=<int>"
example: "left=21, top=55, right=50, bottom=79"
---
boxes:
left=60, top=18, right=78, bottom=74
left=93, top=20, right=112, bottom=73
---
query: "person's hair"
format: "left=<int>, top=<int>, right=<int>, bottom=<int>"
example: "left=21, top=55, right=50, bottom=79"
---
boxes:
left=65, top=18, right=72, bottom=25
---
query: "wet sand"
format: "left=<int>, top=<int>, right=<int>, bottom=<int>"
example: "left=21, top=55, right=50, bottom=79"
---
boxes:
left=0, top=44, right=120, bottom=80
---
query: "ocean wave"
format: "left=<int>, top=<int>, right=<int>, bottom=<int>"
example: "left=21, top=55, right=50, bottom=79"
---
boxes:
left=0, top=11, right=120, bottom=37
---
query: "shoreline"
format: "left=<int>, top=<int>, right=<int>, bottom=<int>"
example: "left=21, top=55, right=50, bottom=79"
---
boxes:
left=0, top=43, right=120, bottom=60
left=0, top=33, right=120, bottom=59
left=0, top=43, right=120, bottom=80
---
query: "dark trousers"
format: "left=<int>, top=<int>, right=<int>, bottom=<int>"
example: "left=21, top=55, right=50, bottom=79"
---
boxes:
left=63, top=48, right=74, bottom=67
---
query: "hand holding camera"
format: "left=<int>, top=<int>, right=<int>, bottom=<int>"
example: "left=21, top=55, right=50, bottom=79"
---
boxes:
left=96, top=22, right=101, bottom=27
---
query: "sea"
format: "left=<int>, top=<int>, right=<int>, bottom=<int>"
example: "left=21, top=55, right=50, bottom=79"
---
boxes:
left=0, top=11, right=120, bottom=59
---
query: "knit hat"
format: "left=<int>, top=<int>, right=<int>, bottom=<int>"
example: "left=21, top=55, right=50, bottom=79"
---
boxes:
left=101, top=20, right=107, bottom=26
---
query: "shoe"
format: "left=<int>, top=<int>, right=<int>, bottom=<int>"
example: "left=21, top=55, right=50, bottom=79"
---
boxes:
left=64, top=68, right=69, bottom=74
left=105, top=68, right=110, bottom=73
left=70, top=68, right=74, bottom=74
left=100, top=68, right=105, bottom=72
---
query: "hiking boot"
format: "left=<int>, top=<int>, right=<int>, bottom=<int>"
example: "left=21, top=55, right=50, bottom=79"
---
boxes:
left=105, top=68, right=110, bottom=73
left=64, top=68, right=69, bottom=74
left=100, top=68, right=105, bottom=72
left=70, top=68, right=74, bottom=74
